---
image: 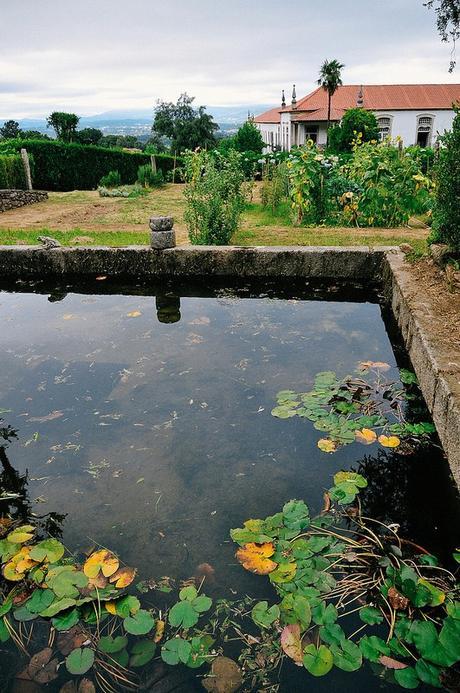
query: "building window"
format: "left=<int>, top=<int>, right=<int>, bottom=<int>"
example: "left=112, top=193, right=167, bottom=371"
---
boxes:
left=304, top=125, right=318, bottom=144
left=416, top=115, right=434, bottom=147
left=377, top=116, right=392, bottom=140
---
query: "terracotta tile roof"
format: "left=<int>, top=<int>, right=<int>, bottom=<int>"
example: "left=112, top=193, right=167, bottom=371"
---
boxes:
left=255, top=84, right=460, bottom=124
left=291, top=107, right=344, bottom=122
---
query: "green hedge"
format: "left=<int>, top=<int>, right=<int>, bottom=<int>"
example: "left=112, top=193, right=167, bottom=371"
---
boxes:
left=0, top=154, right=27, bottom=189
left=431, top=110, right=460, bottom=252
left=0, top=139, right=182, bottom=191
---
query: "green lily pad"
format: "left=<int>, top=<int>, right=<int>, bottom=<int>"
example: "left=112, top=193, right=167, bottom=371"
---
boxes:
left=26, top=588, right=55, bottom=614
left=66, top=647, right=95, bottom=675
left=98, top=635, right=128, bottom=654
left=29, top=538, right=65, bottom=564
left=302, top=644, right=333, bottom=677
left=161, top=637, right=192, bottom=665
left=123, top=609, right=155, bottom=635
left=129, top=640, right=156, bottom=667
left=251, top=601, right=280, bottom=628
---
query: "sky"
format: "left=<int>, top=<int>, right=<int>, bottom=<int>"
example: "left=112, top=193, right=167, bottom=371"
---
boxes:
left=0, top=0, right=458, bottom=119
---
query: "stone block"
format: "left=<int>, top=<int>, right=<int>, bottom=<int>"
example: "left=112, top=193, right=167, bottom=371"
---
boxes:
left=149, top=216, right=174, bottom=232
left=150, top=229, right=176, bottom=249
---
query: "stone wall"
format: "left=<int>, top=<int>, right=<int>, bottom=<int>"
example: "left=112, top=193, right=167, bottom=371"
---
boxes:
left=0, top=189, right=48, bottom=213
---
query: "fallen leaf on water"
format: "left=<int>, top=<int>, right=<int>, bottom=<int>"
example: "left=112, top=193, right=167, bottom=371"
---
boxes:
left=379, top=655, right=408, bottom=670
left=153, top=619, right=165, bottom=643
left=236, top=543, right=277, bottom=575
left=127, top=311, right=142, bottom=318
left=378, top=435, right=401, bottom=448
left=202, top=656, right=243, bottom=693
left=355, top=428, right=377, bottom=445
left=194, top=562, right=216, bottom=586
left=57, top=626, right=89, bottom=656
left=95, top=276, right=107, bottom=281
left=109, top=566, right=137, bottom=589
left=63, top=314, right=76, bottom=321
left=317, top=438, right=337, bottom=453
left=29, top=411, right=64, bottom=423
left=280, top=623, right=303, bottom=665
left=358, top=361, right=391, bottom=371
left=83, top=549, right=119, bottom=579
left=388, top=587, right=409, bottom=610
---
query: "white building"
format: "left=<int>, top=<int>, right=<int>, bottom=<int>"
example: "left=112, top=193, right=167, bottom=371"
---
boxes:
left=255, top=84, right=460, bottom=150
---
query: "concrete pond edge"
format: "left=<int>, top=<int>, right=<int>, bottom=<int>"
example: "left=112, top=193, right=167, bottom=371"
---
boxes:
left=0, top=243, right=458, bottom=487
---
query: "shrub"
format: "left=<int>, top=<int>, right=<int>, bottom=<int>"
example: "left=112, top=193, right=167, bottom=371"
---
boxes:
left=430, top=109, right=460, bottom=251
left=287, top=144, right=338, bottom=224
left=328, top=108, right=379, bottom=153
left=233, top=121, right=264, bottom=155
left=342, top=137, right=434, bottom=226
left=0, top=154, right=27, bottom=189
left=98, top=184, right=148, bottom=198
left=0, top=139, right=181, bottom=191
left=137, top=164, right=164, bottom=188
left=184, top=149, right=246, bottom=245
left=261, top=161, right=290, bottom=212
left=99, top=170, right=121, bottom=188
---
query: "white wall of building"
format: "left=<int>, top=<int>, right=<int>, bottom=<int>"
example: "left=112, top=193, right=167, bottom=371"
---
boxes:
left=377, top=109, right=455, bottom=145
left=257, top=108, right=456, bottom=150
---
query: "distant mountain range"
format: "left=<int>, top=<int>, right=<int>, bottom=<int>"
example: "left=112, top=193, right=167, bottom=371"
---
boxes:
left=13, top=105, right=270, bottom=137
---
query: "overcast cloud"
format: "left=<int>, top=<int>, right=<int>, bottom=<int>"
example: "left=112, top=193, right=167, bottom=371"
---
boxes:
left=0, top=0, right=458, bottom=119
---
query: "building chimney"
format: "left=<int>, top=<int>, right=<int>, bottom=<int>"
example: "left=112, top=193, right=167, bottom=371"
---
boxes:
left=281, top=89, right=286, bottom=108
left=357, top=85, right=364, bottom=107
left=291, top=84, right=297, bottom=109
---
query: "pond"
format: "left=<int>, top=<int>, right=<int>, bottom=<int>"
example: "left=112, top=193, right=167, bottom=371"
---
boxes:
left=0, top=277, right=459, bottom=691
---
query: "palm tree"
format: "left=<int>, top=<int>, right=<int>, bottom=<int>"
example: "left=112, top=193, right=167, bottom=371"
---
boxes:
left=317, top=59, right=345, bottom=145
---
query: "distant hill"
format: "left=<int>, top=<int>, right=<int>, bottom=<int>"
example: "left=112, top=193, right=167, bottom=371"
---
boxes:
left=13, top=105, right=270, bottom=137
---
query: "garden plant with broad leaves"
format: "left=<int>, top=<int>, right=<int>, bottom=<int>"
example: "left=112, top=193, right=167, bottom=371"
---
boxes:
left=272, top=362, right=436, bottom=455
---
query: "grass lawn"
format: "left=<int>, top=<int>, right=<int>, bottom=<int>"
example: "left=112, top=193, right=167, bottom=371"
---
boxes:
left=0, top=184, right=429, bottom=252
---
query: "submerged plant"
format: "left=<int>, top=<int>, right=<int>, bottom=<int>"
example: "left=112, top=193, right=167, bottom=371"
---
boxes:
left=271, top=362, right=436, bottom=454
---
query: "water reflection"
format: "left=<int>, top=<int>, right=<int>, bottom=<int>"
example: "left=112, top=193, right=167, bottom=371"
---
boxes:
left=156, top=294, right=181, bottom=324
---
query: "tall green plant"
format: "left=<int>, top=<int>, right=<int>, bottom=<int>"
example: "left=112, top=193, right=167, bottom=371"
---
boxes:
left=430, top=109, right=460, bottom=251
left=184, top=149, right=246, bottom=245
left=317, top=59, right=345, bottom=144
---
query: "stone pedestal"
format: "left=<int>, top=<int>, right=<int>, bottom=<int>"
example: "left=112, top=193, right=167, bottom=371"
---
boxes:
left=149, top=216, right=176, bottom=249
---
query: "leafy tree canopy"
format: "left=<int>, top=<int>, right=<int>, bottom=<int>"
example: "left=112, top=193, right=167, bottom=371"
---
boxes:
left=233, top=121, right=264, bottom=154
left=99, top=134, right=143, bottom=150
left=317, top=59, right=344, bottom=97
left=0, top=120, right=21, bottom=140
left=425, top=0, right=460, bottom=71
left=153, top=93, right=218, bottom=154
left=74, top=128, right=103, bottom=146
left=46, top=112, right=80, bottom=143
left=328, top=108, right=380, bottom=153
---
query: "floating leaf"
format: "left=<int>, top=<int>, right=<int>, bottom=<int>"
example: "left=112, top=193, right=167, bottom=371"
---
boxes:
left=168, top=600, right=199, bottom=629
left=202, top=656, right=243, bottom=692
left=40, top=597, right=77, bottom=617
left=47, top=566, right=88, bottom=599
left=394, top=666, right=420, bottom=689
left=359, top=635, right=391, bottom=662
left=302, top=644, right=333, bottom=677
left=109, top=566, right=136, bottom=589
left=271, top=406, right=297, bottom=419
left=26, top=588, right=55, bottom=614
left=129, top=640, right=156, bottom=667
left=52, top=608, right=80, bottom=631
left=13, top=606, right=37, bottom=622
left=333, top=471, right=367, bottom=488
left=331, top=638, right=362, bottom=672
left=83, top=550, right=119, bottom=579
left=154, top=619, right=165, bottom=643
left=269, top=562, right=297, bottom=584
left=127, top=311, right=142, bottom=318
left=317, top=438, right=337, bottom=453
left=355, top=428, right=377, bottom=445
left=417, top=579, right=445, bottom=606
left=0, top=617, right=10, bottom=643
left=312, top=603, right=338, bottom=626
left=281, top=623, right=303, bottom=665
left=98, top=635, right=128, bottom=654
left=235, top=543, right=277, bottom=575
left=29, top=538, right=65, bottom=564
left=380, top=655, right=409, bottom=670
left=123, top=608, right=155, bottom=635
left=161, top=637, right=192, bottom=665
left=359, top=606, right=384, bottom=625
left=7, top=525, right=35, bottom=544
left=251, top=601, right=280, bottom=628
left=388, top=587, right=409, bottom=610
left=378, top=435, right=400, bottom=448
left=66, top=648, right=95, bottom=675
left=358, top=361, right=391, bottom=371
left=28, top=647, right=59, bottom=684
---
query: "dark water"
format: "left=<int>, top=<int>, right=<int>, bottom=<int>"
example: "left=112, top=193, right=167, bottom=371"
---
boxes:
left=0, top=278, right=458, bottom=692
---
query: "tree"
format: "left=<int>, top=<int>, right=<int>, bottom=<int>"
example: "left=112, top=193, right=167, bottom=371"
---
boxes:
left=425, top=0, right=460, bottom=71
left=153, top=93, right=218, bottom=153
left=75, top=127, right=103, bottom=145
left=0, top=120, right=21, bottom=139
left=46, top=112, right=80, bottom=142
left=328, top=108, right=379, bottom=153
left=317, top=59, right=345, bottom=145
left=233, top=121, right=264, bottom=154
left=98, top=134, right=143, bottom=149
left=431, top=108, right=460, bottom=251
left=21, top=130, right=51, bottom=140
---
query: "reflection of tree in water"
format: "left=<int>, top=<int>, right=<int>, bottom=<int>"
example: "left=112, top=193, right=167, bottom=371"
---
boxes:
left=0, top=417, right=65, bottom=537
left=355, top=447, right=460, bottom=561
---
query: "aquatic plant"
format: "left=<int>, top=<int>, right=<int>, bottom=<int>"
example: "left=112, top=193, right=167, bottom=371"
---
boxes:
left=271, top=362, right=436, bottom=454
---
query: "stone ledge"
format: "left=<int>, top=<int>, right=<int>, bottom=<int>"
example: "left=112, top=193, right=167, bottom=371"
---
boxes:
left=383, top=252, right=460, bottom=487
left=0, top=189, right=48, bottom=212
left=0, top=245, right=390, bottom=280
